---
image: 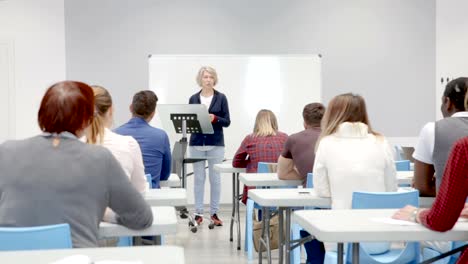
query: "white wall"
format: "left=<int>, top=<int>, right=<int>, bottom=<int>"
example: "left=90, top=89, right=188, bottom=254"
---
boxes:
left=436, top=0, right=468, bottom=120
left=0, top=0, right=66, bottom=140
left=64, top=0, right=435, bottom=205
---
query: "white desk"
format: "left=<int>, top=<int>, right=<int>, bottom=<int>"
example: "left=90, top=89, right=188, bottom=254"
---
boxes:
left=239, top=173, right=302, bottom=187
left=248, top=188, right=435, bottom=264
left=99, top=206, right=177, bottom=238
left=214, top=163, right=246, bottom=250
left=0, top=245, right=185, bottom=264
left=249, top=188, right=330, bottom=264
left=160, top=173, right=181, bottom=188
left=143, top=188, right=187, bottom=207
left=397, top=171, right=413, bottom=185
left=293, top=209, right=468, bottom=264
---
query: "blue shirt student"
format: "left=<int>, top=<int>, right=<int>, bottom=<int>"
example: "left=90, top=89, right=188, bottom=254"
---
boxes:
left=115, top=117, right=171, bottom=188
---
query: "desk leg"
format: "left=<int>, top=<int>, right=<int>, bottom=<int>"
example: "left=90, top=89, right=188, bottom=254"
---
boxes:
left=337, top=243, right=344, bottom=264
left=278, top=208, right=284, bottom=264
left=181, top=162, right=186, bottom=189
left=285, top=208, right=291, bottom=264
left=236, top=173, right=241, bottom=250
left=259, top=206, right=265, bottom=264
left=265, top=207, right=272, bottom=264
left=352, top=243, right=359, bottom=264
left=230, top=172, right=235, bottom=242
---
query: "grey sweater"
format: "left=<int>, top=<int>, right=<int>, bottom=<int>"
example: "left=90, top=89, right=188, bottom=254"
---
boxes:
left=0, top=135, right=153, bottom=247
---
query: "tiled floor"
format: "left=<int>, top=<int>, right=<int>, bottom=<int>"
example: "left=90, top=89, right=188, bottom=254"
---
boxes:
left=164, top=205, right=288, bottom=264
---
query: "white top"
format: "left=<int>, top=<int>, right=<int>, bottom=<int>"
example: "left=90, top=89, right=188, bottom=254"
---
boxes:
left=200, top=94, right=213, bottom=109
left=248, top=188, right=331, bottom=207
left=293, top=209, right=468, bottom=243
left=99, top=206, right=177, bottom=238
left=313, top=122, right=398, bottom=209
left=239, top=173, right=302, bottom=187
left=0, top=246, right=185, bottom=264
left=413, top=111, right=468, bottom=164
left=101, top=128, right=147, bottom=192
left=214, top=163, right=247, bottom=173
left=143, top=188, right=187, bottom=206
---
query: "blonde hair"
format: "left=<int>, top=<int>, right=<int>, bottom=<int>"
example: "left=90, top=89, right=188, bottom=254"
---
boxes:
left=196, top=66, right=218, bottom=87
left=87, top=85, right=112, bottom=144
left=253, top=109, right=278, bottom=137
left=317, top=93, right=380, bottom=148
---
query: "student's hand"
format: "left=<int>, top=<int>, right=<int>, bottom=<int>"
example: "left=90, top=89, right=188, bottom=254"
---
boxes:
left=460, top=203, right=468, bottom=218
left=392, top=205, right=418, bottom=222
left=209, top=114, right=216, bottom=123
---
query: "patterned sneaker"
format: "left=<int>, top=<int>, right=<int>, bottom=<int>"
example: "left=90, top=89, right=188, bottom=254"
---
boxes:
left=195, top=215, right=203, bottom=225
left=211, top=214, right=223, bottom=226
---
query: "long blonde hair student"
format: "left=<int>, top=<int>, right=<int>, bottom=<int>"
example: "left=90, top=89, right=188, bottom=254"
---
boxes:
left=253, top=109, right=279, bottom=137
left=87, top=85, right=113, bottom=144
left=318, top=93, right=380, bottom=146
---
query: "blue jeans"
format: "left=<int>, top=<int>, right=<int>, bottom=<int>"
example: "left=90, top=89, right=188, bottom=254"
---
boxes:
left=189, top=146, right=224, bottom=215
left=300, top=230, right=325, bottom=264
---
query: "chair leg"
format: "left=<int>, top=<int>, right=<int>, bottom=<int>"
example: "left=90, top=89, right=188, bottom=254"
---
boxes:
left=291, top=224, right=301, bottom=264
left=246, top=198, right=254, bottom=261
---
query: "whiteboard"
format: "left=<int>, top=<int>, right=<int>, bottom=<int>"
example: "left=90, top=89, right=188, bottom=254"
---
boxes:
left=148, top=55, right=321, bottom=159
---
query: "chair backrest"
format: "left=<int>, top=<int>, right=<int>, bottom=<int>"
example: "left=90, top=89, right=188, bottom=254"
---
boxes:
left=257, top=162, right=278, bottom=173
left=146, top=174, right=153, bottom=189
left=0, top=223, right=72, bottom=251
left=348, top=190, right=420, bottom=263
left=306, top=173, right=313, bottom=188
left=352, top=190, right=419, bottom=209
left=395, top=160, right=411, bottom=171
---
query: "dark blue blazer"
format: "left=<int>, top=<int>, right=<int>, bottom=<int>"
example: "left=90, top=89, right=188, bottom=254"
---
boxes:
left=189, top=89, right=230, bottom=146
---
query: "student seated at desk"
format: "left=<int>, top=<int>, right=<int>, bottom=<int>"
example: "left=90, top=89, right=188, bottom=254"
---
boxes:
left=85, top=85, right=148, bottom=223
left=0, top=81, right=153, bottom=248
left=313, top=93, right=397, bottom=256
left=313, top=93, right=398, bottom=209
left=394, top=136, right=468, bottom=264
left=232, top=109, right=287, bottom=204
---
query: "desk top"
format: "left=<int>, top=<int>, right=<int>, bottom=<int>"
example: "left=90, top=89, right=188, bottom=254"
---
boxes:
left=239, top=173, right=302, bottom=187
left=160, top=173, right=181, bottom=188
left=248, top=188, right=433, bottom=208
left=0, top=246, right=185, bottom=264
left=214, top=163, right=246, bottom=173
left=248, top=188, right=330, bottom=207
left=143, top=188, right=187, bottom=206
left=397, top=171, right=413, bottom=185
left=293, top=209, right=468, bottom=243
left=99, top=206, right=177, bottom=238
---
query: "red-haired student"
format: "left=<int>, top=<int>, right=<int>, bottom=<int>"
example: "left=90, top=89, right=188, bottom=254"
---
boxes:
left=0, top=81, right=153, bottom=248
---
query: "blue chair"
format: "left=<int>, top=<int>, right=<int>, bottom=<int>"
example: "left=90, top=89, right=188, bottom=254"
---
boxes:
left=146, top=174, right=153, bottom=189
left=291, top=172, right=314, bottom=264
left=0, top=223, right=72, bottom=251
left=395, top=160, right=411, bottom=171
left=324, top=190, right=420, bottom=264
left=116, top=236, right=133, bottom=247
left=244, top=162, right=275, bottom=260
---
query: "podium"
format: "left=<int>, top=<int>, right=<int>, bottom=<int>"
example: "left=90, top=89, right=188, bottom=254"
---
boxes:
left=158, top=104, right=214, bottom=189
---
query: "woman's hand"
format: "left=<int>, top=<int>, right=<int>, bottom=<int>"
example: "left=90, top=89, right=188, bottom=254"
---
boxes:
left=392, top=205, right=418, bottom=222
left=460, top=203, right=468, bottom=218
left=209, top=114, right=215, bottom=123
